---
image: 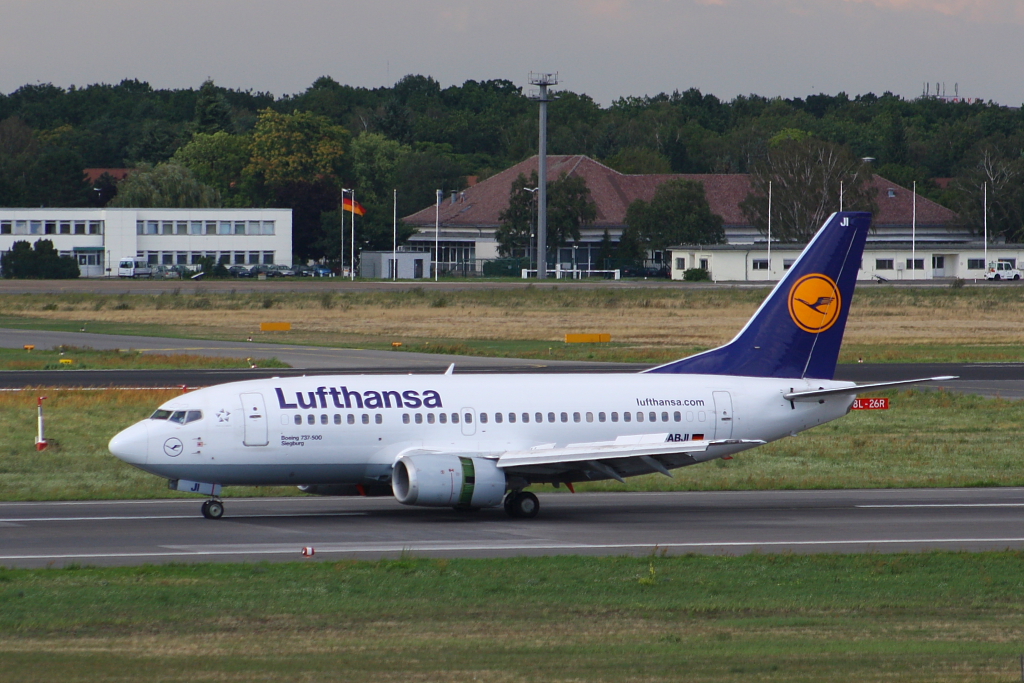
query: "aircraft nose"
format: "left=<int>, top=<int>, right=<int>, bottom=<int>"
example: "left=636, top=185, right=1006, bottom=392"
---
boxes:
left=109, top=421, right=149, bottom=466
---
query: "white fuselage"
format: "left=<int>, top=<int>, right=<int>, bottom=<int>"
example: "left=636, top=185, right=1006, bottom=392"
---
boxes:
left=109, top=372, right=855, bottom=487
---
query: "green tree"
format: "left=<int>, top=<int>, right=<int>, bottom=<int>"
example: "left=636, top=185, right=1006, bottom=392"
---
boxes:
left=546, top=173, right=597, bottom=250
left=495, top=172, right=537, bottom=257
left=603, top=147, right=672, bottom=174
left=621, top=179, right=724, bottom=257
left=193, top=79, right=233, bottom=134
left=740, top=137, right=875, bottom=242
left=953, top=137, right=1024, bottom=242
left=108, top=163, right=221, bottom=207
left=245, top=109, right=348, bottom=186
left=0, top=239, right=79, bottom=279
left=171, top=131, right=254, bottom=206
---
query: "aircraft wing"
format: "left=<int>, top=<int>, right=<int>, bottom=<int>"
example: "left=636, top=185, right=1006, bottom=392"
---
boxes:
left=783, top=376, right=958, bottom=402
left=494, top=434, right=765, bottom=470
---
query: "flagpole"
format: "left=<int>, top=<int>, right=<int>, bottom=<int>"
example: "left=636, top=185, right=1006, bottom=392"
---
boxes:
left=340, top=188, right=348, bottom=278
left=350, top=189, right=356, bottom=281
left=912, top=181, right=917, bottom=280
left=392, top=188, right=397, bottom=281
left=434, top=189, right=441, bottom=282
left=984, top=181, right=988, bottom=272
left=767, top=180, right=772, bottom=281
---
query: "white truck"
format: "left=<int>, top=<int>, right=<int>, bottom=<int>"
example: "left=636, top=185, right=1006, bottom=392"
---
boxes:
left=985, top=261, right=1024, bottom=280
left=117, top=258, right=153, bottom=279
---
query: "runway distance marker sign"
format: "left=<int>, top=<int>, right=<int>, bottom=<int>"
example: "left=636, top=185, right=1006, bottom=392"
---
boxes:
left=852, top=398, right=889, bottom=410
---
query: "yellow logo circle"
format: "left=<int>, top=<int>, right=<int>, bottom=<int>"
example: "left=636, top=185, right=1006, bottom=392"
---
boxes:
left=788, top=274, right=842, bottom=333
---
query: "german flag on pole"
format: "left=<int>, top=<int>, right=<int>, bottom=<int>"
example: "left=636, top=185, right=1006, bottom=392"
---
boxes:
left=342, top=197, right=366, bottom=216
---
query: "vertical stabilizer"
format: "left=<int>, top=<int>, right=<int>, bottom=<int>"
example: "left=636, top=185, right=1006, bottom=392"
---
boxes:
left=646, top=211, right=871, bottom=380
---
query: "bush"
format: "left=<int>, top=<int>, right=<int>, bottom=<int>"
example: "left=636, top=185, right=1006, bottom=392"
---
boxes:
left=482, top=258, right=529, bottom=277
left=0, top=240, right=79, bottom=279
left=683, top=267, right=710, bottom=281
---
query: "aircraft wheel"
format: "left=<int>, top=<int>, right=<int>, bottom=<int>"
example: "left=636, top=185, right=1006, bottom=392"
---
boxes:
left=503, top=492, right=516, bottom=516
left=201, top=500, right=224, bottom=519
left=509, top=492, right=540, bottom=519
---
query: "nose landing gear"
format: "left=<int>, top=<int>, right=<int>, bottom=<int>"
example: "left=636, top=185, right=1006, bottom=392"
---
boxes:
left=201, top=499, right=225, bottom=519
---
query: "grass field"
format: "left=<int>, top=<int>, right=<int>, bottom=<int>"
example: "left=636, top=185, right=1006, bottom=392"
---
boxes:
left=1, top=387, right=1021, bottom=502
left=3, top=285, right=1024, bottom=364
left=1, top=552, right=1023, bottom=681
left=0, top=346, right=287, bottom=371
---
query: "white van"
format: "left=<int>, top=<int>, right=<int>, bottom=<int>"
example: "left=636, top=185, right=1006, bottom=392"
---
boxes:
left=118, top=258, right=153, bottom=279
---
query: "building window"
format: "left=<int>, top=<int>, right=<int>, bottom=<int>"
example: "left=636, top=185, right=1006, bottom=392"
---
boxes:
left=218, top=253, right=231, bottom=264
left=73, top=221, right=86, bottom=235
left=147, top=221, right=159, bottom=235
left=248, top=252, right=260, bottom=265
left=162, top=221, right=173, bottom=235
left=29, top=221, right=41, bottom=234
left=263, top=251, right=275, bottom=265
left=752, top=259, right=768, bottom=270
left=219, top=221, right=232, bottom=235
left=875, top=259, right=894, bottom=270
left=262, top=221, right=275, bottom=235
left=932, top=256, right=945, bottom=269
left=175, top=221, right=187, bottom=235
left=0, top=221, right=10, bottom=235
left=136, top=221, right=145, bottom=235
left=967, top=259, right=985, bottom=270
left=906, top=259, right=924, bottom=270
left=675, top=257, right=686, bottom=270
left=45, top=221, right=56, bottom=235
left=783, top=259, right=795, bottom=270
left=177, top=252, right=188, bottom=265
left=60, top=221, right=71, bottom=235
left=191, top=252, right=203, bottom=265
left=234, top=221, right=246, bottom=235
left=162, top=253, right=173, bottom=265
left=234, top=252, right=246, bottom=265
left=247, top=221, right=261, bottom=235
left=89, top=221, right=103, bottom=235
left=147, top=252, right=159, bottom=265
left=699, top=258, right=709, bottom=270
left=206, top=221, right=217, bottom=235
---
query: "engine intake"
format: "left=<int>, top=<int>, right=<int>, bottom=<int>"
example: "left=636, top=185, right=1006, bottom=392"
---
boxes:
left=392, top=455, right=506, bottom=508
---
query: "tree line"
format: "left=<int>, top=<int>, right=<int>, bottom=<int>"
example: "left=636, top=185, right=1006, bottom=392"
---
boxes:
left=2, top=75, right=1023, bottom=261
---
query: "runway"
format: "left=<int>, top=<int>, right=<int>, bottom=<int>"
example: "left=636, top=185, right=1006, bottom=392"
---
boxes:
left=2, top=488, right=1023, bottom=568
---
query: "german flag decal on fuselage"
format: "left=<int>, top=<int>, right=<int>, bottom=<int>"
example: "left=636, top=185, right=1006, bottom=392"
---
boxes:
left=788, top=273, right=841, bottom=334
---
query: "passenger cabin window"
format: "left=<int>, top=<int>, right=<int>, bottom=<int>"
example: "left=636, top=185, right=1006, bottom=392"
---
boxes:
left=320, top=414, right=328, bottom=425
left=362, top=414, right=369, bottom=424
left=463, top=413, right=472, bottom=424
left=307, top=415, right=315, bottom=425
left=426, top=414, right=434, bottom=424
left=508, top=413, right=516, bottom=423
left=480, top=413, right=487, bottom=424
left=403, top=414, right=410, bottom=424
left=495, top=413, right=503, bottom=424
left=560, top=412, right=568, bottom=423
left=334, top=414, right=341, bottom=424
left=598, top=412, right=606, bottom=422
left=547, top=412, right=555, bottom=423
left=375, top=414, right=382, bottom=424
left=416, top=414, right=424, bottom=424
left=347, top=414, right=355, bottom=424
left=294, top=415, right=302, bottom=425
left=611, top=412, right=619, bottom=422
left=623, top=412, right=631, bottom=422
left=440, top=413, right=447, bottom=424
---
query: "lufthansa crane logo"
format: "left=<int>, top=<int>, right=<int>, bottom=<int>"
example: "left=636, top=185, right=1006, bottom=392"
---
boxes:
left=788, top=274, right=841, bottom=333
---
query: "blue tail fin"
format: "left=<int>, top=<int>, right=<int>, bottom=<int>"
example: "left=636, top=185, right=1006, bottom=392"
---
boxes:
left=646, top=211, right=871, bottom=380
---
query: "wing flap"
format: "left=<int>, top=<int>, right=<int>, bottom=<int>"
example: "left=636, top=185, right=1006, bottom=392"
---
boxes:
left=496, top=434, right=765, bottom=469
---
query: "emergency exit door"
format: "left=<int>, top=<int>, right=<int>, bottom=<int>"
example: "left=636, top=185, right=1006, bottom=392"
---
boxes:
left=240, top=392, right=269, bottom=446
left=712, top=391, right=733, bottom=439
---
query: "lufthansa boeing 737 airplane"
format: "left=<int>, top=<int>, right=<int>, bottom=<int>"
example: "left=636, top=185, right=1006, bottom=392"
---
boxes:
left=109, top=212, right=952, bottom=519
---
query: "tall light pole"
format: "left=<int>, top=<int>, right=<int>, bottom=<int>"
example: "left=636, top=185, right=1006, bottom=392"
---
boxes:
left=767, top=180, right=772, bottom=281
left=912, top=181, right=917, bottom=280
left=523, top=187, right=538, bottom=272
left=529, top=72, right=557, bottom=279
left=392, top=188, right=397, bottom=281
left=984, top=181, right=988, bottom=272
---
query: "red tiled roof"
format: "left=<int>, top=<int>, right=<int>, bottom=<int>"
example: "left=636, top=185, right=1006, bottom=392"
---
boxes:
left=84, top=168, right=132, bottom=184
left=402, top=155, right=960, bottom=229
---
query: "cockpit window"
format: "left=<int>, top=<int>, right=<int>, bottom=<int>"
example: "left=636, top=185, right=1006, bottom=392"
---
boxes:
left=150, top=409, right=172, bottom=420
left=168, top=411, right=187, bottom=424
left=185, top=410, right=203, bottom=424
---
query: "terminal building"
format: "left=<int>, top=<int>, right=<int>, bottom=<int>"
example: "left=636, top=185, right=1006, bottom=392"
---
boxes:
left=0, top=208, right=292, bottom=277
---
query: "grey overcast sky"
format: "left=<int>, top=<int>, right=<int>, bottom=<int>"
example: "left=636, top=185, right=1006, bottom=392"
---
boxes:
left=1, top=0, right=1022, bottom=106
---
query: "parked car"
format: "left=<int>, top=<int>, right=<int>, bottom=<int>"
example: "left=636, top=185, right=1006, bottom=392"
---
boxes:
left=291, top=265, right=313, bottom=277
left=228, top=265, right=252, bottom=278
left=308, top=265, right=333, bottom=277
left=270, top=264, right=296, bottom=277
left=149, top=265, right=179, bottom=279
left=248, top=264, right=279, bottom=277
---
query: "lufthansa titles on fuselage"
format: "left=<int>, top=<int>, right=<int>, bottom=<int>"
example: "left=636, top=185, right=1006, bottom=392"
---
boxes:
left=635, top=397, right=706, bottom=407
left=275, top=386, right=443, bottom=411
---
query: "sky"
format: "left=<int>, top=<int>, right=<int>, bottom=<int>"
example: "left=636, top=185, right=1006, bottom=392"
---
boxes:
left=1, top=0, right=1022, bottom=106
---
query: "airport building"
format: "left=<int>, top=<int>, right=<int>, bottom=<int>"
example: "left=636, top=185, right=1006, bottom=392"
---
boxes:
left=402, top=155, right=977, bottom=280
left=0, top=208, right=292, bottom=277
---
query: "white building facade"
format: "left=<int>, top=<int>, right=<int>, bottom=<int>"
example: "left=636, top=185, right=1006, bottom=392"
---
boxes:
left=670, top=243, right=1019, bottom=282
left=0, top=208, right=292, bottom=277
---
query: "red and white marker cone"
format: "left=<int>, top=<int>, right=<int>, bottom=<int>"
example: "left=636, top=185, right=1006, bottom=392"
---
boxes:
left=35, top=396, right=48, bottom=451
left=301, top=547, right=315, bottom=557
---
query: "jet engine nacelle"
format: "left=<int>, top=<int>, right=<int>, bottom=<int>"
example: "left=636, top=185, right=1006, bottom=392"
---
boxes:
left=392, top=455, right=505, bottom=508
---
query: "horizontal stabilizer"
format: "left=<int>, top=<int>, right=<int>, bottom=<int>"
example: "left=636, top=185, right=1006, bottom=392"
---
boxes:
left=783, top=376, right=958, bottom=402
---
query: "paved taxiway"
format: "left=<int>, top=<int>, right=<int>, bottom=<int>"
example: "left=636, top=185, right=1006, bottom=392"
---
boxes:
left=2, top=488, right=1024, bottom=568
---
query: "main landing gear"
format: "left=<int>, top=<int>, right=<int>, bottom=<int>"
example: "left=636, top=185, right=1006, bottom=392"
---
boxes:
left=504, top=491, right=539, bottom=519
left=201, top=499, right=225, bottom=519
